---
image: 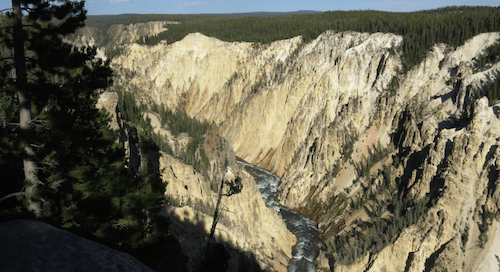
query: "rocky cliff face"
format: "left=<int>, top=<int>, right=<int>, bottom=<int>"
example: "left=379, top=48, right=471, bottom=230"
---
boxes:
left=111, top=31, right=402, bottom=175
left=156, top=123, right=296, bottom=272
left=159, top=152, right=296, bottom=272
left=81, top=21, right=176, bottom=50
left=108, top=31, right=500, bottom=271
left=97, top=93, right=296, bottom=271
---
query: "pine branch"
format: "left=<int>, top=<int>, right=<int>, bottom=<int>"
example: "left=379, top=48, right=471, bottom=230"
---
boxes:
left=50, top=179, right=67, bottom=189
left=0, top=186, right=25, bottom=203
left=42, top=161, right=57, bottom=167
left=22, top=24, right=42, bottom=30
left=25, top=57, right=38, bottom=63
left=30, top=118, right=48, bottom=127
left=20, top=7, right=35, bottom=12
left=0, top=57, right=14, bottom=62
left=36, top=166, right=53, bottom=174
left=4, top=122, right=20, bottom=126
left=0, top=26, right=13, bottom=32
left=71, top=218, right=80, bottom=227
left=0, top=192, right=23, bottom=203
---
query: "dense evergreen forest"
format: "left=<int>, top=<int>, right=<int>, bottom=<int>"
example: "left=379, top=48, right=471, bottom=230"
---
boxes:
left=85, top=10, right=320, bottom=29
left=131, top=6, right=500, bottom=72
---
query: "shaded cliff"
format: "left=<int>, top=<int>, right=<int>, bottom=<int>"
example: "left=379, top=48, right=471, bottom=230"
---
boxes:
left=0, top=220, right=154, bottom=272
left=108, top=31, right=500, bottom=271
left=97, top=92, right=296, bottom=272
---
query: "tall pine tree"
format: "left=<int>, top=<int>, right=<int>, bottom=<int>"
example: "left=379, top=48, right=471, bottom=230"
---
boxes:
left=1, top=0, right=89, bottom=217
left=0, top=1, right=172, bottom=265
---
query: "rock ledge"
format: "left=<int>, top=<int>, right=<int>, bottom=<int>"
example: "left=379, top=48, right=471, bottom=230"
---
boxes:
left=0, top=220, right=153, bottom=272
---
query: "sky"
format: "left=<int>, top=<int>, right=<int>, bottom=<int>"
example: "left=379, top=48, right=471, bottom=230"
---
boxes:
left=0, top=0, right=498, bottom=15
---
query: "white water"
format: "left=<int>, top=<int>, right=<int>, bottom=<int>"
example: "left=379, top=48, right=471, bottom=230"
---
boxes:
left=238, top=161, right=319, bottom=272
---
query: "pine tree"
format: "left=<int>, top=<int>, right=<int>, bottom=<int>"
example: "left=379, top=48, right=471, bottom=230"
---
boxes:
left=0, top=0, right=89, bottom=217
left=0, top=1, right=171, bottom=263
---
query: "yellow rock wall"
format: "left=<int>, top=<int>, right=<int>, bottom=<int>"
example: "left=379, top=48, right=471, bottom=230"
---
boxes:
left=109, top=31, right=500, bottom=272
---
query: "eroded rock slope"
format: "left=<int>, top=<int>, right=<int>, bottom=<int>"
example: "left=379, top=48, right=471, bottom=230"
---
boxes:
left=97, top=92, right=296, bottom=272
left=109, top=31, right=500, bottom=271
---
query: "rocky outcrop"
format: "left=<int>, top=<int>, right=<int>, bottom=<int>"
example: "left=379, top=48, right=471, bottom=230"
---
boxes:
left=81, top=21, right=177, bottom=49
left=107, top=30, right=500, bottom=271
left=142, top=111, right=191, bottom=156
left=157, top=126, right=296, bottom=271
left=160, top=154, right=296, bottom=272
left=328, top=34, right=500, bottom=271
left=97, top=91, right=119, bottom=129
left=97, top=93, right=296, bottom=271
left=97, top=92, right=144, bottom=173
left=0, top=220, right=153, bottom=272
left=65, top=34, right=107, bottom=60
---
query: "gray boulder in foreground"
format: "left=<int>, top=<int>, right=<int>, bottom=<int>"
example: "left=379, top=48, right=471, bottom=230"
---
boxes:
left=0, top=219, right=154, bottom=272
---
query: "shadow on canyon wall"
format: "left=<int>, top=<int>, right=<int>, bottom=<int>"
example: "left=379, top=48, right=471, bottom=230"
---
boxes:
left=161, top=210, right=265, bottom=272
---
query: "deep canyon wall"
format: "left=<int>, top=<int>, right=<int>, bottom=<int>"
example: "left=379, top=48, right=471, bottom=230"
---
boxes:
left=108, top=30, right=500, bottom=271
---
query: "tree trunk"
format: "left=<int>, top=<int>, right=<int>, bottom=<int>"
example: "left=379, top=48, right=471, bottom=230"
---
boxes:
left=198, top=175, right=225, bottom=271
left=12, top=0, right=41, bottom=217
left=208, top=176, right=225, bottom=242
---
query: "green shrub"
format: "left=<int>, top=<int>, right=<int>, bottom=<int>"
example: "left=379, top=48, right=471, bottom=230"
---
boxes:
left=461, top=227, right=469, bottom=251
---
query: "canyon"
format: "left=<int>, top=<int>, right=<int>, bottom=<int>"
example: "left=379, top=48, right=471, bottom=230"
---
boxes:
left=95, top=21, right=500, bottom=271
left=81, top=21, right=176, bottom=50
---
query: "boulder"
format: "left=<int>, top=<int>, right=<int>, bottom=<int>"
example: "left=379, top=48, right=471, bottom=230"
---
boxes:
left=0, top=220, right=153, bottom=272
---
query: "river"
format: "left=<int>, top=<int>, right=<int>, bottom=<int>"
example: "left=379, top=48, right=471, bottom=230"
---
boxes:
left=238, top=161, right=319, bottom=272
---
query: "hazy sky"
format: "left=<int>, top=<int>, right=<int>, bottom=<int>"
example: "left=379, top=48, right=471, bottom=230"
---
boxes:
left=1, top=0, right=498, bottom=15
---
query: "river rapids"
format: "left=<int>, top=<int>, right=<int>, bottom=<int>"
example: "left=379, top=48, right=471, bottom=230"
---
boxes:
left=238, top=161, right=319, bottom=272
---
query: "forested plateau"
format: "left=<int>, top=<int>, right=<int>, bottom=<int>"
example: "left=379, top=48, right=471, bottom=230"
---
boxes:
left=90, top=6, right=500, bottom=272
